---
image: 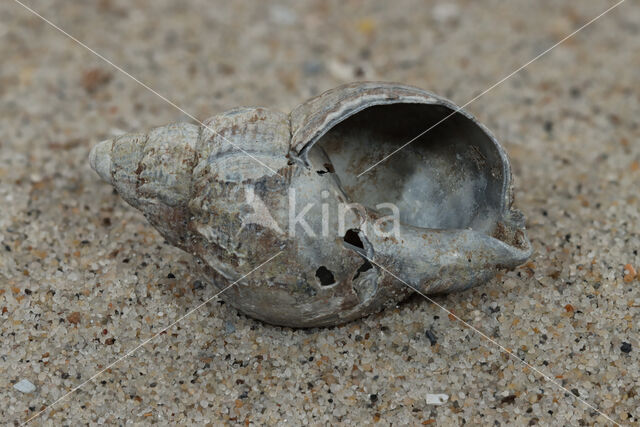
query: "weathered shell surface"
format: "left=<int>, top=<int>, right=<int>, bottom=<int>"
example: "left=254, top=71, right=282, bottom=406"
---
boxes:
left=90, top=82, right=532, bottom=327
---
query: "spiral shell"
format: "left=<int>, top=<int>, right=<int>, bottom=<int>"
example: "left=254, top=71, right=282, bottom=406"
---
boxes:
left=90, top=82, right=531, bottom=327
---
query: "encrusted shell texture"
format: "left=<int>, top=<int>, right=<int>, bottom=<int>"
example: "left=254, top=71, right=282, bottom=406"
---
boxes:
left=90, top=82, right=531, bottom=327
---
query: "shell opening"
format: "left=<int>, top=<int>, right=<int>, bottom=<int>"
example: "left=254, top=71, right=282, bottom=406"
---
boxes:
left=311, top=103, right=508, bottom=235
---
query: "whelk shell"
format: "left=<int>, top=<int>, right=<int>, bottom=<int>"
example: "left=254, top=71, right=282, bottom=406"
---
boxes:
left=90, top=82, right=531, bottom=327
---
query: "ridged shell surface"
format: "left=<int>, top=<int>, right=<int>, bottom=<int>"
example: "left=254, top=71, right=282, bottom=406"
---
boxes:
left=90, top=82, right=531, bottom=327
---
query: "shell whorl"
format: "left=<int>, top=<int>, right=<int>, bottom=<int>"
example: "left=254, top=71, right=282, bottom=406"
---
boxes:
left=90, top=108, right=291, bottom=210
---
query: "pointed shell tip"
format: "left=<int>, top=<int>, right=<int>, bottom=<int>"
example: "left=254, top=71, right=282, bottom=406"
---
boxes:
left=89, top=139, right=113, bottom=184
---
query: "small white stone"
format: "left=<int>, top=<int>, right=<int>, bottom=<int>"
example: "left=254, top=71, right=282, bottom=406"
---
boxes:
left=328, top=60, right=355, bottom=81
left=13, top=379, right=36, bottom=393
left=426, top=393, right=448, bottom=405
left=433, top=3, right=460, bottom=23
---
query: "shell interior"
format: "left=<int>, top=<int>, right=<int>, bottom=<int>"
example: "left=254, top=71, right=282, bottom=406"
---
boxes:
left=310, top=102, right=507, bottom=235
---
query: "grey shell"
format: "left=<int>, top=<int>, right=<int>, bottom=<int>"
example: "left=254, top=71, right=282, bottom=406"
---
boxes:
left=90, top=82, right=532, bottom=327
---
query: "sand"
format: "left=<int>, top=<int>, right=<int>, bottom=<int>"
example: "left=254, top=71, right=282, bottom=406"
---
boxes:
left=1, top=0, right=638, bottom=425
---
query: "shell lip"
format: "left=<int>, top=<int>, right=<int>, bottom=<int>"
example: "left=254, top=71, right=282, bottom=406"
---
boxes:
left=291, top=82, right=441, bottom=158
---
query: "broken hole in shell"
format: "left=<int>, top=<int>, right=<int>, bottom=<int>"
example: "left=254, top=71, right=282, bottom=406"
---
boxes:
left=343, top=229, right=373, bottom=281
left=315, top=266, right=336, bottom=287
left=343, top=228, right=364, bottom=249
